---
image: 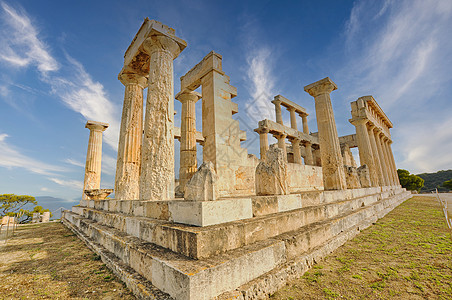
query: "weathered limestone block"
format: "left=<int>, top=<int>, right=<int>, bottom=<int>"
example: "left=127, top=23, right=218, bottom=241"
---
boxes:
left=344, top=165, right=361, bottom=189
left=184, top=162, right=218, bottom=201
left=41, top=212, right=50, bottom=223
left=357, top=165, right=372, bottom=188
left=255, top=145, right=289, bottom=196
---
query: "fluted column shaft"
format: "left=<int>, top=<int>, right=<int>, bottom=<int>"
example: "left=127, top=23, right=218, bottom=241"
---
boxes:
left=304, top=141, right=314, bottom=165
left=367, top=125, right=384, bottom=186
left=291, top=138, right=302, bottom=164
left=274, top=100, right=283, bottom=125
left=352, top=119, right=378, bottom=186
left=140, top=35, right=183, bottom=200
left=258, top=129, right=269, bottom=160
left=304, top=77, right=347, bottom=190
left=177, top=92, right=200, bottom=192
left=275, top=133, right=287, bottom=161
left=382, top=137, right=396, bottom=185
left=387, top=140, right=399, bottom=185
left=83, top=121, right=108, bottom=200
left=115, top=74, right=147, bottom=200
left=301, top=114, right=309, bottom=134
left=289, top=108, right=298, bottom=130
left=375, top=130, right=390, bottom=186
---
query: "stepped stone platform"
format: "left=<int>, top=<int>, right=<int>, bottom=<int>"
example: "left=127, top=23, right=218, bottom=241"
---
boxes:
left=62, top=186, right=411, bottom=300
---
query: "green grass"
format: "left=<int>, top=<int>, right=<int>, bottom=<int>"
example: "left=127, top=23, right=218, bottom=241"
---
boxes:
left=271, top=196, right=452, bottom=299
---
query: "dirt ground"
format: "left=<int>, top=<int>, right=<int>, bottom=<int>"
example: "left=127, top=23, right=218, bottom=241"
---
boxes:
left=271, top=196, right=452, bottom=299
left=0, top=222, right=135, bottom=299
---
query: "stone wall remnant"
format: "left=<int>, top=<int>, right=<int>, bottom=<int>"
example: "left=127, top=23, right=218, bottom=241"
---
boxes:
left=255, top=145, right=289, bottom=195
left=184, top=162, right=218, bottom=201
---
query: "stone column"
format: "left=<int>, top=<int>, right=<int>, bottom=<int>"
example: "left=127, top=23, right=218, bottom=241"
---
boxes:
left=386, top=140, right=400, bottom=185
left=301, top=114, right=309, bottom=134
left=382, top=137, right=396, bottom=185
left=257, top=128, right=269, bottom=160
left=291, top=138, right=302, bottom=164
left=304, top=77, right=347, bottom=190
left=367, top=124, right=384, bottom=186
left=288, top=107, right=298, bottom=130
left=115, top=73, right=147, bottom=200
left=83, top=121, right=108, bottom=200
left=274, top=133, right=287, bottom=161
left=273, top=99, right=283, bottom=125
left=140, top=35, right=183, bottom=200
left=176, top=91, right=201, bottom=193
left=375, top=130, right=390, bottom=186
left=384, top=138, right=397, bottom=185
left=350, top=119, right=378, bottom=187
left=304, top=141, right=314, bottom=165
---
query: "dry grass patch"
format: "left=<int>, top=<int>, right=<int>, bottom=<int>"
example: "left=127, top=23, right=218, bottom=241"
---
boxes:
left=0, top=222, right=135, bottom=299
left=271, top=196, right=452, bottom=300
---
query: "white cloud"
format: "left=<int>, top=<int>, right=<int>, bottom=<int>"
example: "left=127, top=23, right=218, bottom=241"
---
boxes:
left=40, top=187, right=49, bottom=192
left=0, top=133, right=65, bottom=175
left=0, top=1, right=58, bottom=73
left=0, top=2, right=120, bottom=150
left=64, top=158, right=85, bottom=168
left=49, top=177, right=83, bottom=190
left=340, top=0, right=452, bottom=173
left=48, top=56, right=120, bottom=150
left=244, top=47, right=275, bottom=122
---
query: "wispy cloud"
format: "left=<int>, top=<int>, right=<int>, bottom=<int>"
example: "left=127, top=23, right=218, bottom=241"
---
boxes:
left=49, top=177, right=83, bottom=190
left=0, top=1, right=120, bottom=150
left=0, top=1, right=58, bottom=73
left=64, top=158, right=85, bottom=168
left=340, top=0, right=452, bottom=173
left=0, top=133, right=65, bottom=175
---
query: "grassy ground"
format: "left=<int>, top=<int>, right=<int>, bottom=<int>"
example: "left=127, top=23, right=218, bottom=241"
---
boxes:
left=0, top=222, right=135, bottom=299
left=271, top=196, right=452, bottom=300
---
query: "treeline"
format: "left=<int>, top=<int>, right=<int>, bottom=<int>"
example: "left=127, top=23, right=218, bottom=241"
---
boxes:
left=416, top=170, right=452, bottom=193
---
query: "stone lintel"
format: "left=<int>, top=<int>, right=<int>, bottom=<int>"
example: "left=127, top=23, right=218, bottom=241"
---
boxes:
left=121, top=18, right=186, bottom=76
left=85, top=120, right=109, bottom=131
left=338, top=134, right=358, bottom=148
left=358, top=96, right=393, bottom=129
left=180, top=51, right=224, bottom=92
left=169, top=197, right=253, bottom=226
left=256, top=119, right=319, bottom=145
left=304, top=77, right=338, bottom=97
left=273, top=95, right=308, bottom=116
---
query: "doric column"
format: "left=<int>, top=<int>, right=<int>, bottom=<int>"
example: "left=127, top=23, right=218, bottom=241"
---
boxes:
left=382, top=137, right=396, bottom=185
left=140, top=35, right=184, bottom=200
left=274, top=133, right=287, bottom=161
left=291, top=138, right=302, bottom=164
left=83, top=121, right=109, bottom=200
left=273, top=99, right=283, bottom=125
left=375, top=130, right=390, bottom=186
left=257, top=128, right=269, bottom=160
left=386, top=140, right=400, bottom=185
left=304, top=77, right=347, bottom=190
left=367, top=124, right=384, bottom=186
left=288, top=107, right=298, bottom=130
left=114, top=73, right=147, bottom=200
left=176, top=91, right=201, bottom=193
left=350, top=118, right=378, bottom=187
left=301, top=114, right=309, bottom=134
left=304, top=141, right=314, bottom=165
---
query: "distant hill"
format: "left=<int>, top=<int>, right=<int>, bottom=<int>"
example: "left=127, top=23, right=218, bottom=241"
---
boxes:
left=416, top=170, right=452, bottom=193
left=35, top=196, right=79, bottom=219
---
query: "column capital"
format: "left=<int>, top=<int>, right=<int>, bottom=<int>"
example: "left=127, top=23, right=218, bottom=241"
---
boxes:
left=304, top=77, right=338, bottom=98
left=255, top=127, right=269, bottom=134
left=175, top=90, right=202, bottom=103
left=118, top=73, right=148, bottom=89
left=85, top=120, right=109, bottom=132
left=349, top=118, right=368, bottom=126
left=271, top=99, right=282, bottom=106
left=142, top=35, right=183, bottom=59
left=273, top=132, right=287, bottom=139
left=287, top=107, right=296, bottom=113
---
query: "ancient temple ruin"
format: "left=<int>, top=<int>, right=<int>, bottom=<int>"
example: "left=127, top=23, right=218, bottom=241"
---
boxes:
left=62, top=19, right=411, bottom=300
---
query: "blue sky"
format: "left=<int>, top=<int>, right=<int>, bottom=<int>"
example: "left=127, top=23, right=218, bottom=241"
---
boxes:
left=1, top=0, right=452, bottom=205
